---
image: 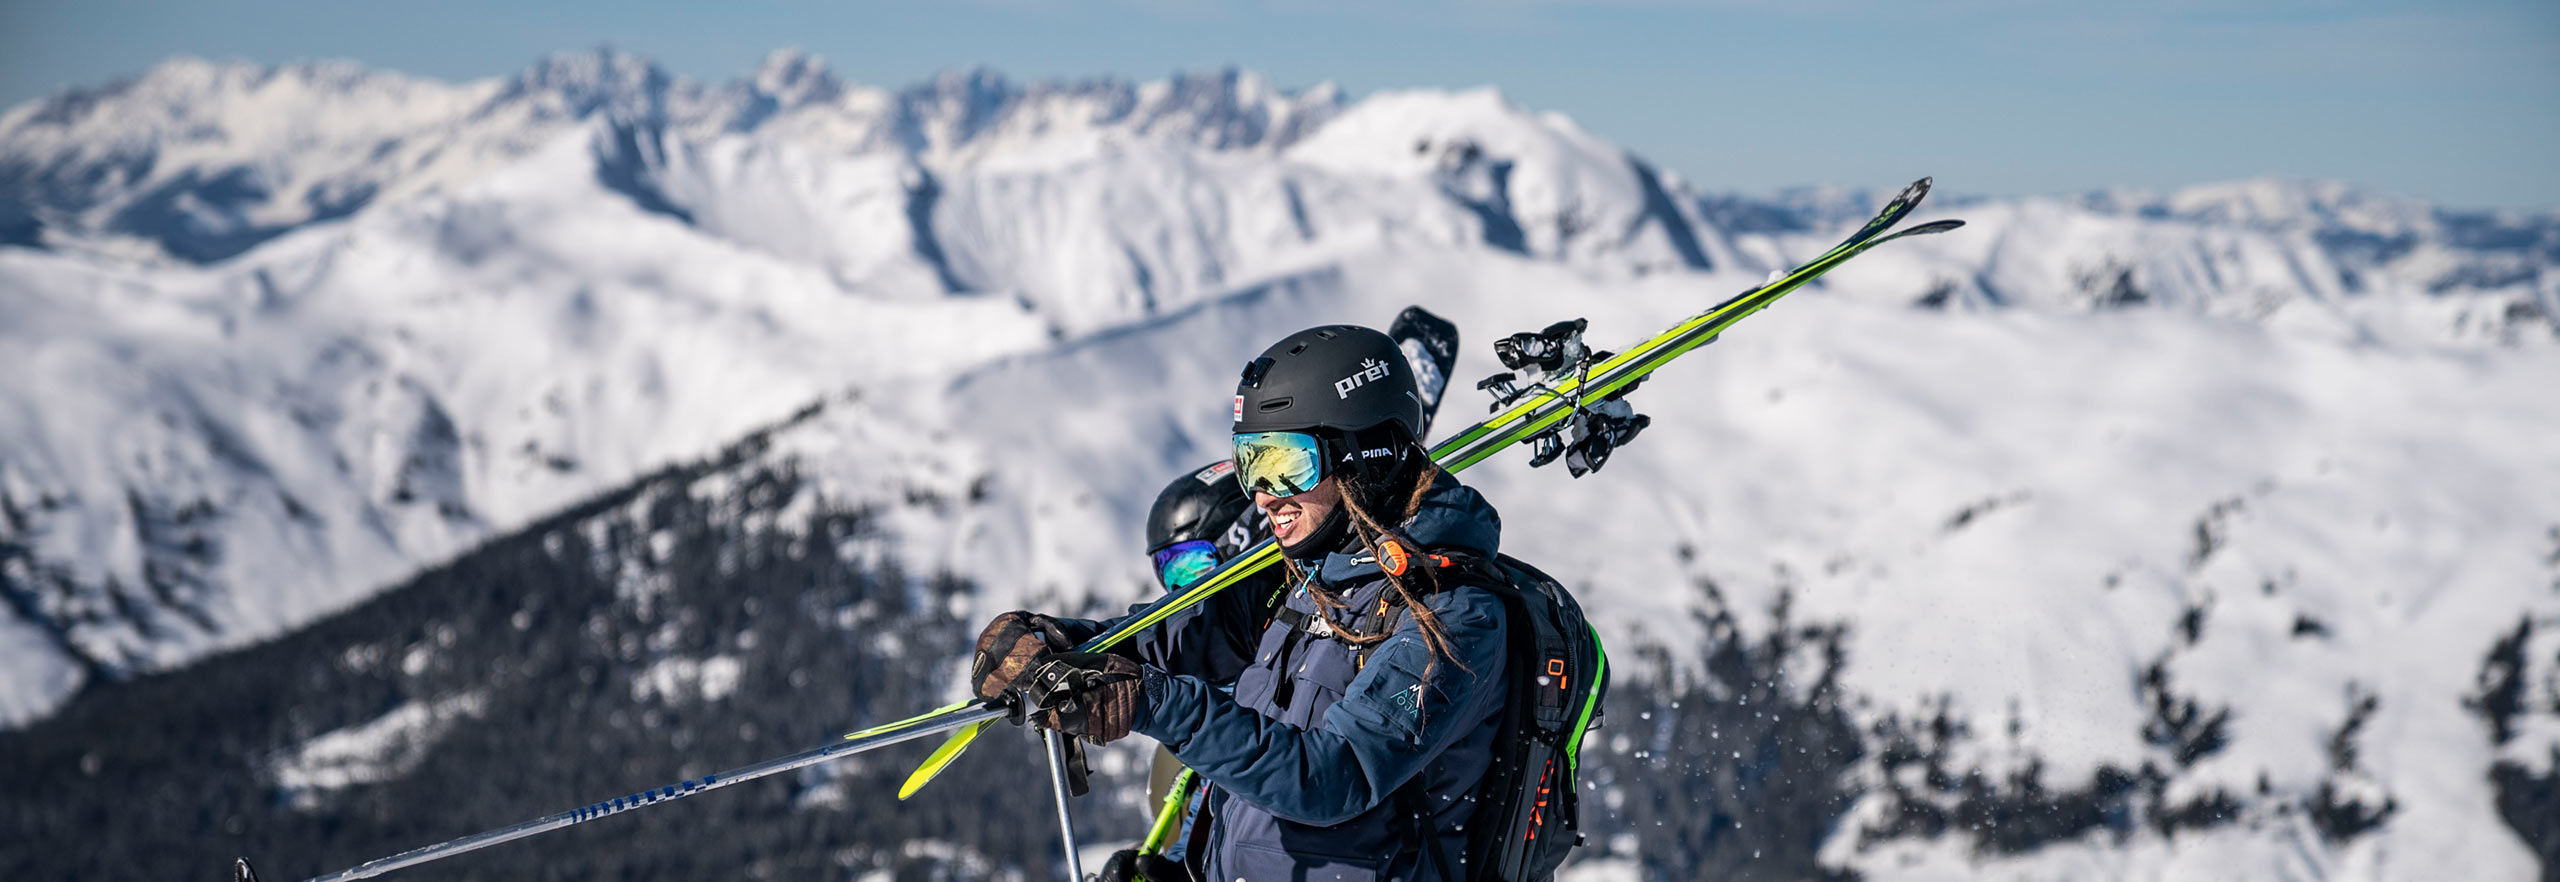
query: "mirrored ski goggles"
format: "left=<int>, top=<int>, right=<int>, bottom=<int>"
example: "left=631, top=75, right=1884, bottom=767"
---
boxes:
left=1232, top=430, right=1327, bottom=498
left=1150, top=539, right=1221, bottom=590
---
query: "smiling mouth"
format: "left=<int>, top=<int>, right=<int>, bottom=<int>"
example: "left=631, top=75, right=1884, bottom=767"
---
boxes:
left=1273, top=511, right=1299, bottom=533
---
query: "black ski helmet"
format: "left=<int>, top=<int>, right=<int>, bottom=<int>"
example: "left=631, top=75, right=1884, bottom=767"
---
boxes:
left=1232, top=325, right=1425, bottom=439
left=1233, top=325, right=1428, bottom=561
left=1145, top=461, right=1254, bottom=553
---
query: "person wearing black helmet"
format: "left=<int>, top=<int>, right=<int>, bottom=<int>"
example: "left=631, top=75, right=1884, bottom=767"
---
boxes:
left=1106, top=309, right=1460, bottom=882
left=1142, top=303, right=1458, bottom=597
left=1143, top=461, right=1262, bottom=592
left=1116, top=461, right=1275, bottom=882
left=975, top=323, right=1517, bottom=882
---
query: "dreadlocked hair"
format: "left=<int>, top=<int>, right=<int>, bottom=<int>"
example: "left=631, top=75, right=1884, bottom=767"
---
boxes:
left=1301, top=456, right=1469, bottom=682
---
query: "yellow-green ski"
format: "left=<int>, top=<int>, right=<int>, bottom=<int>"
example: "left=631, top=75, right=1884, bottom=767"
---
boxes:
left=896, top=720, right=986, bottom=799
left=844, top=699, right=977, bottom=741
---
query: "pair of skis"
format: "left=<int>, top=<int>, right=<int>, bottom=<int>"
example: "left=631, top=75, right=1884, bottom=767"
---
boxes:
left=242, top=178, right=1960, bottom=882
left=891, top=177, right=1961, bottom=797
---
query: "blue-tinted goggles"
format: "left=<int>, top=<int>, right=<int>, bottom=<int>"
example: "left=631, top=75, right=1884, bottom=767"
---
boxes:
left=1150, top=539, right=1221, bottom=589
left=1232, top=431, right=1327, bottom=498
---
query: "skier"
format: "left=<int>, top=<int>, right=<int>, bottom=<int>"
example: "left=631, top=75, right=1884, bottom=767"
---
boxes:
left=1135, top=304, right=1454, bottom=605
left=1100, top=307, right=1462, bottom=882
left=1087, top=464, right=1269, bottom=882
left=1140, top=304, right=1452, bottom=603
left=973, top=324, right=1518, bottom=882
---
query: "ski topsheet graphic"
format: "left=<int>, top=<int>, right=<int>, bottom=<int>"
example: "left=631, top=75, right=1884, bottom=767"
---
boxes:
left=249, top=178, right=1961, bottom=882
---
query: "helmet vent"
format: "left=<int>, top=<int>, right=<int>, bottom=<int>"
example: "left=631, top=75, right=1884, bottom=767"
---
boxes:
left=1257, top=397, right=1293, bottom=412
left=1288, top=342, right=1309, bottom=355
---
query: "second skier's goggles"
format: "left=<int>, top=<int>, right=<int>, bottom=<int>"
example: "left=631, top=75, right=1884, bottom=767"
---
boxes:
left=1150, top=540, right=1221, bottom=589
left=1232, top=430, right=1327, bottom=497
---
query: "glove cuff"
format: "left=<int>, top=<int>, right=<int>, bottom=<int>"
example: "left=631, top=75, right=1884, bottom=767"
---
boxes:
left=1139, top=665, right=1167, bottom=718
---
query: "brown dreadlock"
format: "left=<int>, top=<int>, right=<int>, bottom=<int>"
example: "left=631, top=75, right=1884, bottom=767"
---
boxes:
left=1296, top=459, right=1471, bottom=683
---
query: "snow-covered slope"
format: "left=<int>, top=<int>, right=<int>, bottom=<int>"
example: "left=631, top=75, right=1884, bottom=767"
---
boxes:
left=2, top=49, right=2557, bottom=880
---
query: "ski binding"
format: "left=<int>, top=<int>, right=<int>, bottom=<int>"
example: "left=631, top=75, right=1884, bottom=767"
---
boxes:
left=1477, top=317, right=1650, bottom=477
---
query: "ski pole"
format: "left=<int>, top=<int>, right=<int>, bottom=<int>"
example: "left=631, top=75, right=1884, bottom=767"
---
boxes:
left=246, top=701, right=1008, bottom=882
left=1041, top=729, right=1087, bottom=882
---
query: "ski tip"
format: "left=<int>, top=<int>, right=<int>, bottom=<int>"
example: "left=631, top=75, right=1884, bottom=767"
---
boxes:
left=234, top=857, right=262, bottom=882
left=1394, top=304, right=1456, bottom=332
left=1870, top=218, right=1966, bottom=247
left=1897, top=177, right=1933, bottom=206
left=897, top=721, right=984, bottom=800
left=895, top=760, right=944, bottom=800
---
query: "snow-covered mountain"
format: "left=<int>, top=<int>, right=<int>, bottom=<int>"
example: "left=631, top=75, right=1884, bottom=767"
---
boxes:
left=1707, top=176, right=2559, bottom=345
left=0, top=50, right=1342, bottom=263
left=3, top=49, right=2557, bottom=881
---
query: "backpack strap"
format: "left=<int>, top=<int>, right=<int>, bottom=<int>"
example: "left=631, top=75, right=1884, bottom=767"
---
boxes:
left=1273, top=602, right=1409, bottom=672
left=1273, top=536, right=1462, bottom=661
left=1359, top=542, right=1508, bottom=671
left=1270, top=606, right=1388, bottom=642
left=1394, top=779, right=1468, bottom=882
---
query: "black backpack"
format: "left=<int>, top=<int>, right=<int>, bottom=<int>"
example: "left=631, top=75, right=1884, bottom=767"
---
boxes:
left=1382, top=550, right=1610, bottom=882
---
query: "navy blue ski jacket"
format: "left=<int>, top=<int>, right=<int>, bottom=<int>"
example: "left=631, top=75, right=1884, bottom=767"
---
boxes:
left=1060, top=471, right=1510, bottom=882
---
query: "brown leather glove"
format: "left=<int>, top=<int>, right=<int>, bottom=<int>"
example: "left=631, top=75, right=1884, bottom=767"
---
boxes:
left=971, top=611, right=1074, bottom=700
left=1023, top=651, right=1147, bottom=745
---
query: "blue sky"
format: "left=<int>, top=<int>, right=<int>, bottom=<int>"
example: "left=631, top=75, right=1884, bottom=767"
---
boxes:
left=3, top=0, right=2554, bottom=208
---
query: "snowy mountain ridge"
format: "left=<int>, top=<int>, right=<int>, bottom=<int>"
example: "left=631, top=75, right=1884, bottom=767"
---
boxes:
left=1, top=50, right=2557, bottom=880
left=0, top=48, right=1344, bottom=265
left=11, top=49, right=2553, bottom=328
